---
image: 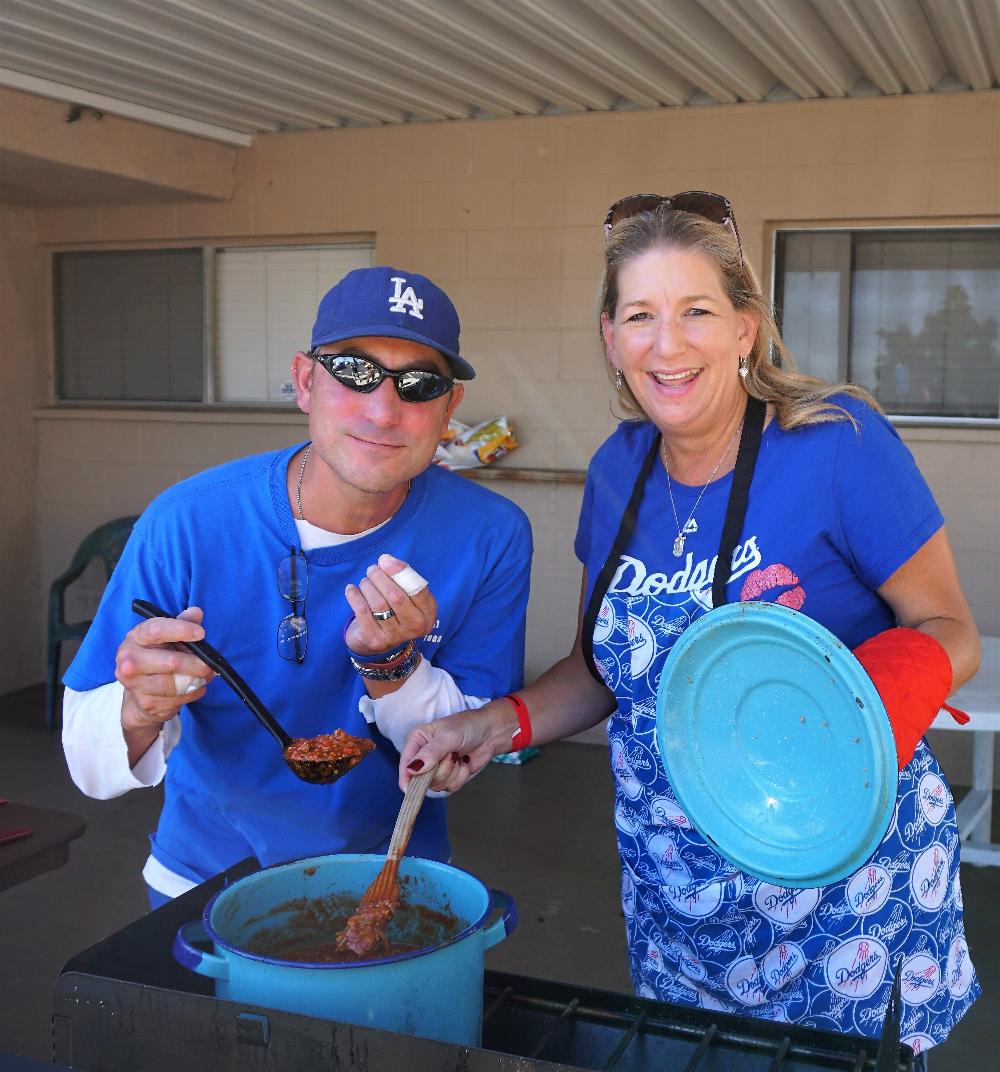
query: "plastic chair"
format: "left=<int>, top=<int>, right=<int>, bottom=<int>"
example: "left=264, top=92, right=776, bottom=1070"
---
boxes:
left=46, top=515, right=139, bottom=729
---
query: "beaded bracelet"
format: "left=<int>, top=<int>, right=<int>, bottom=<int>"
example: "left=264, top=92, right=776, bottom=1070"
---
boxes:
left=342, top=615, right=411, bottom=665
left=351, top=639, right=413, bottom=672
left=351, top=643, right=420, bottom=681
left=349, top=639, right=412, bottom=665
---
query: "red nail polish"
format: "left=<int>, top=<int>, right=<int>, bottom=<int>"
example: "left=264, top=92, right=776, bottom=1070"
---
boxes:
left=407, top=759, right=424, bottom=772
left=461, top=754, right=470, bottom=764
left=450, top=752, right=460, bottom=763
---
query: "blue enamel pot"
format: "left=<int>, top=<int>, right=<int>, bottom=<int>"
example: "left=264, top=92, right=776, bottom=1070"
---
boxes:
left=173, top=854, right=517, bottom=1046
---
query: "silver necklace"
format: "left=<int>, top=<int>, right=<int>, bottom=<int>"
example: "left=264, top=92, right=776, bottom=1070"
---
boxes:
left=295, top=444, right=311, bottom=521
left=662, top=423, right=743, bottom=558
left=295, top=443, right=411, bottom=526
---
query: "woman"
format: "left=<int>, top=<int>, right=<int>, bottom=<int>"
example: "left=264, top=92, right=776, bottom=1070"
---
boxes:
left=401, top=193, right=981, bottom=1059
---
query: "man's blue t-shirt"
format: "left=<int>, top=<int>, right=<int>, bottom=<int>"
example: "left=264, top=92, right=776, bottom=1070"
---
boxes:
left=66, top=443, right=532, bottom=883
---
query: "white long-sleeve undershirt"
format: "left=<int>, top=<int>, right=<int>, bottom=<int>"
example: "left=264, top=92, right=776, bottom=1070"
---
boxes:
left=62, top=657, right=487, bottom=799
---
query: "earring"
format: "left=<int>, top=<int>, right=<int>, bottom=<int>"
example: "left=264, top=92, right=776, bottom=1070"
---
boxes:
left=615, top=369, right=623, bottom=391
left=738, top=354, right=749, bottom=379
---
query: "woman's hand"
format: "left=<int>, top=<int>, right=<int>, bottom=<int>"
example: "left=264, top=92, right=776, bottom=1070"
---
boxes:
left=397, top=569, right=619, bottom=793
left=399, top=701, right=519, bottom=793
left=344, top=554, right=436, bottom=656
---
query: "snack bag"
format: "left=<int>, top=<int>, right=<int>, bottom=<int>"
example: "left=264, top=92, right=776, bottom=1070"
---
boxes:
left=435, top=416, right=519, bottom=469
left=438, top=421, right=462, bottom=446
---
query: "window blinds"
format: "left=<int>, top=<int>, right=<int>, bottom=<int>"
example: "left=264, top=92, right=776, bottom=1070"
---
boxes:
left=56, top=249, right=204, bottom=402
left=214, top=244, right=373, bottom=404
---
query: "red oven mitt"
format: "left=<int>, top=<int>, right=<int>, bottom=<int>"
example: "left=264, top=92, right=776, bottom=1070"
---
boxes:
left=852, top=627, right=969, bottom=770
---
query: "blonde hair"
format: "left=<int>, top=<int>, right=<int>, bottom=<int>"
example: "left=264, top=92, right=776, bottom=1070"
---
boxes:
left=599, top=204, right=879, bottom=429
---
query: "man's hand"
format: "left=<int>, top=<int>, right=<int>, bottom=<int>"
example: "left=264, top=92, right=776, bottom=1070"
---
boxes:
left=344, top=554, right=437, bottom=657
left=117, top=607, right=215, bottom=740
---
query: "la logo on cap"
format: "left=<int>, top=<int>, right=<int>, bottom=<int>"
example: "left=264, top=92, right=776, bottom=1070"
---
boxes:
left=388, top=275, right=424, bottom=320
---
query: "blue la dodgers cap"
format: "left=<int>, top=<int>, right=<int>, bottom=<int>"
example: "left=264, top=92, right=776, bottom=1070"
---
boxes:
left=310, top=266, right=475, bottom=380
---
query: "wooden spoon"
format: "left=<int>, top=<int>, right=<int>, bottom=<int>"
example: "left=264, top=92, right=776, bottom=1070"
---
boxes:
left=336, top=767, right=436, bottom=956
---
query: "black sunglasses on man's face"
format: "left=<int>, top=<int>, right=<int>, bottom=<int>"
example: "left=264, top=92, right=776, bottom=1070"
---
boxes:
left=308, top=349, right=454, bottom=403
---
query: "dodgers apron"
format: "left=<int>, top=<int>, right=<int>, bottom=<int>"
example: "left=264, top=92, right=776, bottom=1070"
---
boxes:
left=592, top=583, right=979, bottom=1055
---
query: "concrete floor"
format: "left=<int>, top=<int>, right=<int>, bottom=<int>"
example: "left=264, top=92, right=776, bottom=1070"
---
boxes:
left=0, top=682, right=997, bottom=1069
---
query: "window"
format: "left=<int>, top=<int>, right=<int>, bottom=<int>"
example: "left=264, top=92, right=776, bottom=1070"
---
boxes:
left=215, top=244, right=373, bottom=404
left=53, top=241, right=373, bottom=405
left=775, top=229, right=1000, bottom=419
left=56, top=249, right=204, bottom=402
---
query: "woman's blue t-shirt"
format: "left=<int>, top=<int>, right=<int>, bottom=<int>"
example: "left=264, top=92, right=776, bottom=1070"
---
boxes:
left=576, top=396, right=944, bottom=653
left=572, top=398, right=978, bottom=1052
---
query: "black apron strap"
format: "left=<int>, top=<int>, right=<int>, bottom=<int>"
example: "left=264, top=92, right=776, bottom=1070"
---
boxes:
left=711, top=394, right=766, bottom=609
left=581, top=437, right=660, bottom=686
left=582, top=395, right=768, bottom=685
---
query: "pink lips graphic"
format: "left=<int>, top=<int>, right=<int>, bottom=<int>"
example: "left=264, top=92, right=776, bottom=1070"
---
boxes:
left=740, top=563, right=805, bottom=610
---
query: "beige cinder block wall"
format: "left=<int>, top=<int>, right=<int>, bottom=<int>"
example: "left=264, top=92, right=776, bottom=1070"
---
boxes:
left=22, top=91, right=1000, bottom=776
left=0, top=205, right=46, bottom=695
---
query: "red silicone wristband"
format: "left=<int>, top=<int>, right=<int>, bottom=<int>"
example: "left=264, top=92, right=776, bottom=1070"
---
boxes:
left=504, top=694, right=532, bottom=751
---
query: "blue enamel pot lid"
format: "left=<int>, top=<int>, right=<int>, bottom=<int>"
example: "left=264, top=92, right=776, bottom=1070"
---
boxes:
left=655, top=601, right=898, bottom=889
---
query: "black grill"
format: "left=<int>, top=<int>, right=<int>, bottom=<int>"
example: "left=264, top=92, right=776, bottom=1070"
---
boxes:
left=481, top=974, right=915, bottom=1070
left=53, top=861, right=914, bottom=1072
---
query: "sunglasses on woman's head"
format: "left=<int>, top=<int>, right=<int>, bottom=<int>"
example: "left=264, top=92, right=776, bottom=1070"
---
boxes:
left=308, top=350, right=455, bottom=403
left=603, top=190, right=743, bottom=263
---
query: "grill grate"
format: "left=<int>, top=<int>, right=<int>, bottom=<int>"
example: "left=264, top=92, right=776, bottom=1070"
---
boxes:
left=481, top=974, right=913, bottom=1071
left=601, top=1008, right=646, bottom=1070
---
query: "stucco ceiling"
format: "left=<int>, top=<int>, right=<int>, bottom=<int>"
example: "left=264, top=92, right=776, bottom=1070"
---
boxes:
left=0, top=0, right=998, bottom=147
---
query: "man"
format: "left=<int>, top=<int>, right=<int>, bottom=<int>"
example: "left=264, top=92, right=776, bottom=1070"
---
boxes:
left=62, top=266, right=532, bottom=907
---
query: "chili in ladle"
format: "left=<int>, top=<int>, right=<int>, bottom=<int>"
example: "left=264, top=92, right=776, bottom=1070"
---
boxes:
left=131, top=599, right=374, bottom=784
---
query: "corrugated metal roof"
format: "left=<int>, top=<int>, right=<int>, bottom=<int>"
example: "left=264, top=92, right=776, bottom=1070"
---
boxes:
left=0, top=0, right=998, bottom=146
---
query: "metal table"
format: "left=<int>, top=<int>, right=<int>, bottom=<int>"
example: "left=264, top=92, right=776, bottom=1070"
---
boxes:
left=0, top=800, right=86, bottom=893
left=931, top=635, right=1000, bottom=866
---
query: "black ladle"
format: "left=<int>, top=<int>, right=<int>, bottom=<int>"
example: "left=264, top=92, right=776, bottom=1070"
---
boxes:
left=131, top=599, right=373, bottom=784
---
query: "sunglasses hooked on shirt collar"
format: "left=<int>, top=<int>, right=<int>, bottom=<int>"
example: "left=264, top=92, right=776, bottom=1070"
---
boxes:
left=603, top=189, right=743, bottom=264
left=307, top=349, right=455, bottom=403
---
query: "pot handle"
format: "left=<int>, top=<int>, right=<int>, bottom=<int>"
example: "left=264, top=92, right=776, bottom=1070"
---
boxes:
left=482, top=887, right=518, bottom=949
left=173, top=920, right=230, bottom=981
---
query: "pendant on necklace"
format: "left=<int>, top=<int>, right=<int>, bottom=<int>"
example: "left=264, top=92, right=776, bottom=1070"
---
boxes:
left=672, top=533, right=686, bottom=557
